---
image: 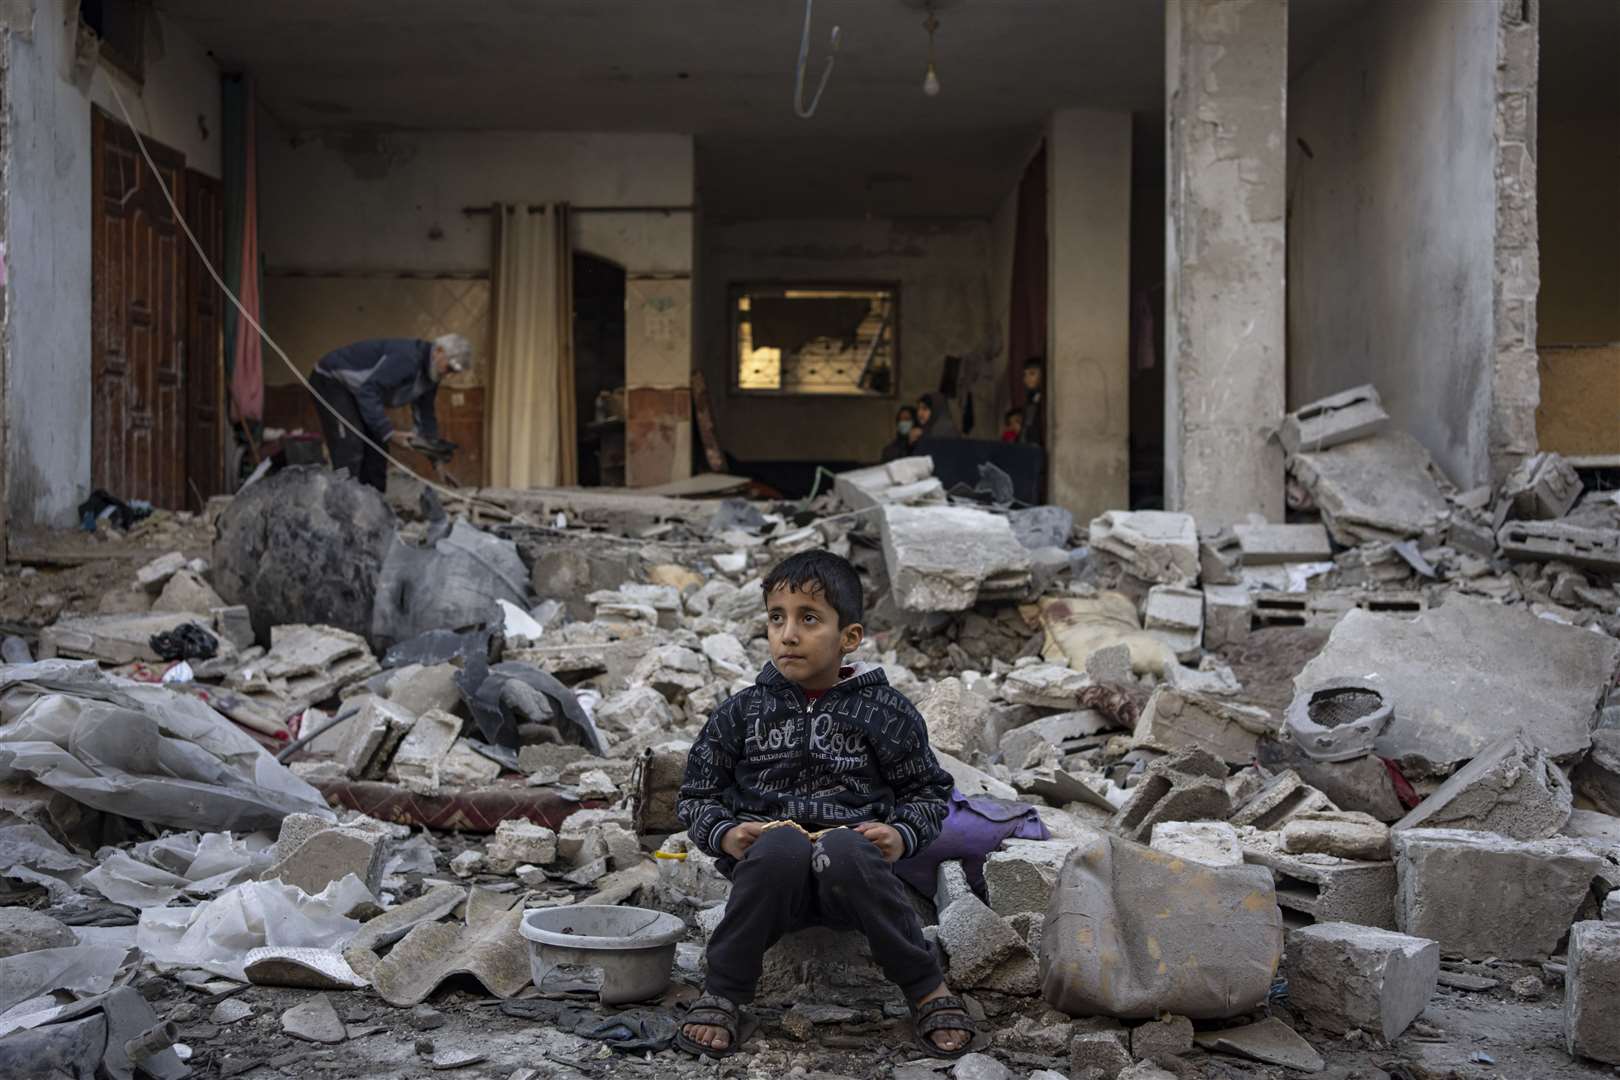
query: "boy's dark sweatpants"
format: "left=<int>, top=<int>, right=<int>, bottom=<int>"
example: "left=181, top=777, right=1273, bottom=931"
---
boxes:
left=703, top=825, right=943, bottom=1005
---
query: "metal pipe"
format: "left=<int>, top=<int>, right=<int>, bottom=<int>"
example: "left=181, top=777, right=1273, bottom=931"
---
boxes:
left=124, top=1021, right=178, bottom=1063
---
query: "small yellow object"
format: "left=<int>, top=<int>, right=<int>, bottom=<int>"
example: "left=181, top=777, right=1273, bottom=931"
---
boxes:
left=653, top=850, right=688, bottom=861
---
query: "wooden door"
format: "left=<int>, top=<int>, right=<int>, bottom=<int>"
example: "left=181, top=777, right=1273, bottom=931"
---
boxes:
left=91, top=107, right=187, bottom=509
left=184, top=170, right=225, bottom=506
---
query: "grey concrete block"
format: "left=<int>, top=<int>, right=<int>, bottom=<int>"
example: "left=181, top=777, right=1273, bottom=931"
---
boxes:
left=1143, top=586, right=1203, bottom=661
left=984, top=839, right=1074, bottom=917
left=1239, top=828, right=1397, bottom=929
left=1202, top=584, right=1253, bottom=648
left=1503, top=451, right=1582, bottom=521
left=1088, top=511, right=1200, bottom=586
left=1497, top=520, right=1620, bottom=575
left=1070, top=1029, right=1133, bottom=1079
left=260, top=825, right=385, bottom=897
left=1229, top=770, right=1336, bottom=830
left=335, top=696, right=415, bottom=780
left=1232, top=523, right=1334, bottom=564
left=1566, top=920, right=1620, bottom=1064
left=1394, top=733, right=1572, bottom=840
left=1150, top=821, right=1244, bottom=867
left=1133, top=687, right=1275, bottom=766
left=1285, top=922, right=1438, bottom=1041
left=1393, top=828, right=1605, bottom=960
left=387, top=708, right=462, bottom=796
left=484, top=820, right=559, bottom=874
left=937, top=893, right=1029, bottom=989
left=936, top=859, right=974, bottom=914
left=916, top=676, right=995, bottom=760
left=1574, top=729, right=1620, bottom=817
left=1130, top=1013, right=1193, bottom=1059
left=1279, top=384, right=1389, bottom=454
left=1108, top=747, right=1232, bottom=844
left=1283, top=812, right=1391, bottom=862
left=881, top=504, right=1032, bottom=612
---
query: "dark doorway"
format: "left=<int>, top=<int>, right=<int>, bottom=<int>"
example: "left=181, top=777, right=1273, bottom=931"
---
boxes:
left=573, top=253, right=626, bottom=486
left=184, top=169, right=227, bottom=507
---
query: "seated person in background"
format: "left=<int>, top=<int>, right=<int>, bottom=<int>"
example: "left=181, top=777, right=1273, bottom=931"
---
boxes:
left=881, top=405, right=919, bottom=462
left=675, top=551, right=975, bottom=1060
left=1018, top=357, right=1045, bottom=447
left=1000, top=409, right=1023, bottom=443
left=915, top=392, right=960, bottom=440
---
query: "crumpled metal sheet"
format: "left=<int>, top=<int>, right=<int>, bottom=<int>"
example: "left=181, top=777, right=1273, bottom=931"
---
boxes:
left=369, top=888, right=530, bottom=1006
left=0, top=660, right=333, bottom=833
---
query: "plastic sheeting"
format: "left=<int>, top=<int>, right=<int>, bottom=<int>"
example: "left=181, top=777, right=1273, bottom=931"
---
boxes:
left=457, top=655, right=604, bottom=754
left=371, top=521, right=530, bottom=652
left=0, top=660, right=334, bottom=832
left=0, top=945, right=128, bottom=1013
left=137, top=873, right=372, bottom=981
left=83, top=831, right=274, bottom=908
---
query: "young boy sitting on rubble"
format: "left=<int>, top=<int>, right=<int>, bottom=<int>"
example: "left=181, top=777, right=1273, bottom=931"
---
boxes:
left=675, top=550, right=976, bottom=1059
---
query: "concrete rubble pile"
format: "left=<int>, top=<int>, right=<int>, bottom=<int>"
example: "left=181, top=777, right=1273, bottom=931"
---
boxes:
left=0, top=427, right=1616, bottom=1079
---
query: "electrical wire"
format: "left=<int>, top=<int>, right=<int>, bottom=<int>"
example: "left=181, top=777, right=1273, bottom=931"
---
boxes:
left=104, top=79, right=522, bottom=524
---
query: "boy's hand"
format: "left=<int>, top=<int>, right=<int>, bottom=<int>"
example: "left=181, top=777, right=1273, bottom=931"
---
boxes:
left=853, top=822, right=904, bottom=863
left=720, top=822, right=767, bottom=860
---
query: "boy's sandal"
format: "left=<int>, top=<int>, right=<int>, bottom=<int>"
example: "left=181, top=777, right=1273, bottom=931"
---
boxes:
left=911, top=994, right=978, bottom=1060
left=675, top=993, right=743, bottom=1058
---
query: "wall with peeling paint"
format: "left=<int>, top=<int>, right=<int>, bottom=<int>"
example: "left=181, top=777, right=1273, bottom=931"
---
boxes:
left=1287, top=0, right=1499, bottom=489
left=696, top=218, right=996, bottom=466
left=3, top=2, right=220, bottom=527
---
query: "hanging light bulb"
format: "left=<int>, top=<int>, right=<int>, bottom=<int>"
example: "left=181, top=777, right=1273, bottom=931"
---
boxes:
left=922, top=7, right=941, bottom=97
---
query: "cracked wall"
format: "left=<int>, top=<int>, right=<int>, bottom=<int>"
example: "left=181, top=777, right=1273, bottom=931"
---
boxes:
left=1164, top=0, right=1288, bottom=526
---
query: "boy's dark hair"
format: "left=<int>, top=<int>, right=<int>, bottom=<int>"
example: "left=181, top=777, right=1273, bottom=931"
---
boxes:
left=1023, top=356, right=1044, bottom=371
left=1004, top=409, right=1021, bottom=424
left=761, top=550, right=864, bottom=627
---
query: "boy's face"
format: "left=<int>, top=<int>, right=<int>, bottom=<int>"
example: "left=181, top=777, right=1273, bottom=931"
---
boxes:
left=766, top=582, right=862, bottom=692
left=1007, top=414, right=1023, bottom=432
left=1023, top=365, right=1042, bottom=392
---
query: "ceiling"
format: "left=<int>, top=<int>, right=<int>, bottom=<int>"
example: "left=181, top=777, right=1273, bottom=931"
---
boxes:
left=156, top=0, right=1373, bottom=218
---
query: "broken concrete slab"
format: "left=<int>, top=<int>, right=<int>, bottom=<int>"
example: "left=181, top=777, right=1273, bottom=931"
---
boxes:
left=260, top=826, right=385, bottom=898
left=1232, top=523, right=1334, bottom=565
left=1279, top=384, right=1389, bottom=455
left=0, top=909, right=76, bottom=958
left=833, top=457, right=945, bottom=513
left=1257, top=739, right=1406, bottom=822
left=1229, top=770, right=1337, bottom=830
left=484, top=821, right=558, bottom=874
left=592, top=686, right=675, bottom=744
left=1285, top=922, right=1438, bottom=1041
left=281, top=993, right=347, bottom=1044
left=1002, top=662, right=1091, bottom=709
left=1132, top=687, right=1275, bottom=766
left=1194, top=1016, right=1324, bottom=1072
left=938, top=893, right=1030, bottom=988
left=1142, top=585, right=1203, bottom=661
left=1238, top=827, right=1397, bottom=929
left=1295, top=595, right=1620, bottom=776
left=880, top=504, right=1033, bottom=612
left=1202, top=584, right=1253, bottom=648
left=152, top=569, right=226, bottom=614
left=1503, top=451, right=1583, bottom=521
left=348, top=885, right=465, bottom=955
left=1393, top=828, right=1605, bottom=960
left=38, top=611, right=232, bottom=665
left=1108, top=747, right=1232, bottom=844
left=699, top=633, right=751, bottom=681
left=136, top=552, right=188, bottom=591
left=1282, top=812, right=1391, bottom=862
left=1567, top=920, right=1620, bottom=1064
left=336, top=697, right=417, bottom=780
left=1575, top=729, right=1620, bottom=816
left=1041, top=829, right=1282, bottom=1020
left=1150, top=821, right=1244, bottom=866
left=388, top=709, right=463, bottom=797
left=1288, top=431, right=1452, bottom=546
left=439, top=741, right=503, bottom=789
left=379, top=663, right=463, bottom=718
left=1088, top=511, right=1200, bottom=586
left=1394, top=733, right=1572, bottom=840
left=1000, top=710, right=1113, bottom=771
left=1497, top=519, right=1620, bottom=575
left=983, top=839, right=1075, bottom=917
left=557, top=808, right=639, bottom=868
left=916, top=677, right=995, bottom=760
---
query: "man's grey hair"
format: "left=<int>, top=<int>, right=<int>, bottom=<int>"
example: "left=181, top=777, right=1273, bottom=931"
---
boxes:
left=433, top=333, right=474, bottom=373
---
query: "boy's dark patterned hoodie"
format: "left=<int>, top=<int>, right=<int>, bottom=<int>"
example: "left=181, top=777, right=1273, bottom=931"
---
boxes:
left=677, top=662, right=954, bottom=864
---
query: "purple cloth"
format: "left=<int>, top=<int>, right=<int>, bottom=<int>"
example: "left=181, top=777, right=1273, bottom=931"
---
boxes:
left=894, top=788, right=1049, bottom=902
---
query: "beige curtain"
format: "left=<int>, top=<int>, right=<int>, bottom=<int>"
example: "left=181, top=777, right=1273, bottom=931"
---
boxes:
left=488, top=204, right=577, bottom=488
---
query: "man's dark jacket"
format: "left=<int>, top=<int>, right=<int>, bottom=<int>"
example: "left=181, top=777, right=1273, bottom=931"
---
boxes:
left=313, top=338, right=439, bottom=442
left=677, top=662, right=954, bottom=866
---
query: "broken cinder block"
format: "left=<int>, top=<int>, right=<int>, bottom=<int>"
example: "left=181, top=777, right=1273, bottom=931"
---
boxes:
left=1282, top=811, right=1390, bottom=862
left=1394, top=733, right=1573, bottom=841
left=1229, top=770, right=1337, bottom=830
left=1239, top=827, right=1397, bottom=929
left=1279, top=384, right=1389, bottom=454
left=1232, top=523, right=1334, bottom=565
left=1502, top=451, right=1582, bottom=521
left=1088, top=511, right=1200, bottom=586
left=1497, top=520, right=1620, bottom=575
left=1142, top=585, right=1203, bottom=661
left=388, top=709, right=463, bottom=796
left=1202, top=584, right=1253, bottom=648
left=984, top=838, right=1076, bottom=918
left=260, top=824, right=385, bottom=897
left=1392, top=828, right=1604, bottom=960
left=1284, top=922, right=1439, bottom=1041
left=937, top=893, right=1031, bottom=990
left=336, top=696, right=416, bottom=780
left=1108, top=747, right=1232, bottom=844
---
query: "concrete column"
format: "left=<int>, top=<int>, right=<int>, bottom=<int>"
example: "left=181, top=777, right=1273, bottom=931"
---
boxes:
left=1046, top=109, right=1131, bottom=523
left=1165, top=0, right=1287, bottom=526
